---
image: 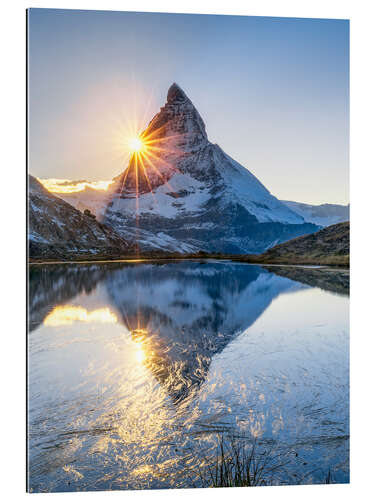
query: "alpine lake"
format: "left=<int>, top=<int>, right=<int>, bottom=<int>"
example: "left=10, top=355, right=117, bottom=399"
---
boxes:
left=28, top=260, right=349, bottom=492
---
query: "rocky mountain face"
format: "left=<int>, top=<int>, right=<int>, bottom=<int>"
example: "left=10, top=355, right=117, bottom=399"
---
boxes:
left=28, top=175, right=132, bottom=260
left=104, top=83, right=318, bottom=254
left=250, top=221, right=349, bottom=266
left=283, top=200, right=349, bottom=227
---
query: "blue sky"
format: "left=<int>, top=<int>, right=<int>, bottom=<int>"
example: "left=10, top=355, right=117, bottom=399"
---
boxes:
left=28, top=9, right=349, bottom=204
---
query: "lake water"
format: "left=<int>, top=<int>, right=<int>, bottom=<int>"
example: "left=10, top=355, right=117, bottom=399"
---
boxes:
left=27, top=261, right=349, bottom=492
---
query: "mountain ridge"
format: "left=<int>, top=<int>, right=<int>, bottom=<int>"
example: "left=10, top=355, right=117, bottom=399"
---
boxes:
left=283, top=200, right=349, bottom=227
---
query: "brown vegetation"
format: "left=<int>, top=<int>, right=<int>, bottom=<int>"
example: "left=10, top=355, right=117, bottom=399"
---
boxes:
left=29, top=223, right=349, bottom=267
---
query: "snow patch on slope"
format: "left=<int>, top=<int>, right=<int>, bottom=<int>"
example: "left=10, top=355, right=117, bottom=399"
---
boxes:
left=110, top=173, right=211, bottom=218
left=217, top=149, right=305, bottom=224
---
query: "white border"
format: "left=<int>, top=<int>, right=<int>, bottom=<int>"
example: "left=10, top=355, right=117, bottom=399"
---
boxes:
left=1, top=1, right=374, bottom=499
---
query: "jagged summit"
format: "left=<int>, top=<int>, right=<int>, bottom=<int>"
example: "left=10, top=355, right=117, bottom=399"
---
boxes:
left=167, top=82, right=189, bottom=103
left=145, top=83, right=208, bottom=150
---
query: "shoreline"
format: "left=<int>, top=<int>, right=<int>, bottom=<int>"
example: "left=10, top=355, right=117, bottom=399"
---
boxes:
left=28, top=255, right=349, bottom=269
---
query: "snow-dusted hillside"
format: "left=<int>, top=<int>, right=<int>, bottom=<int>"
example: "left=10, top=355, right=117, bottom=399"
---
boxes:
left=28, top=175, right=132, bottom=259
left=283, top=200, right=349, bottom=227
left=54, top=185, right=115, bottom=221
left=104, top=83, right=318, bottom=254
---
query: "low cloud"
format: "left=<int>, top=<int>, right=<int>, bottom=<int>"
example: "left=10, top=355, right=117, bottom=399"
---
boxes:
left=39, top=178, right=113, bottom=193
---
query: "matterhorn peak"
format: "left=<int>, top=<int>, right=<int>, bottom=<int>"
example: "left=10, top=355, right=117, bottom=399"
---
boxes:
left=104, top=83, right=316, bottom=255
left=167, top=83, right=190, bottom=104
left=145, top=83, right=208, bottom=152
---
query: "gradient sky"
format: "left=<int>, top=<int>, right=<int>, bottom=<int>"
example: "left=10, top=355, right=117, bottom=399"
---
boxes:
left=28, top=9, right=349, bottom=205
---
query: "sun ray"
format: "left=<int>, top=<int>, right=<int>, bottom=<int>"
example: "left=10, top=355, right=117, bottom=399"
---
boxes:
left=146, top=144, right=183, bottom=156
left=138, top=152, right=156, bottom=198
left=140, top=152, right=169, bottom=184
left=135, top=153, right=139, bottom=209
left=139, top=122, right=170, bottom=142
left=143, top=132, right=189, bottom=146
left=143, top=148, right=181, bottom=176
left=140, top=151, right=178, bottom=194
left=135, top=152, right=140, bottom=255
left=119, top=159, right=133, bottom=195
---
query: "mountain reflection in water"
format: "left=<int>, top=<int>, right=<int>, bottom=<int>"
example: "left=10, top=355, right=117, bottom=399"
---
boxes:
left=28, top=261, right=349, bottom=492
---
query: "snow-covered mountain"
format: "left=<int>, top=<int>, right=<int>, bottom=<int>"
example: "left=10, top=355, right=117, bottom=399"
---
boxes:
left=28, top=175, right=132, bottom=259
left=283, top=200, right=349, bottom=227
left=104, top=83, right=318, bottom=254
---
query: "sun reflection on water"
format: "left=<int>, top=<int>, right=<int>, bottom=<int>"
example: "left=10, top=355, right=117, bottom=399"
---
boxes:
left=43, top=305, right=118, bottom=326
left=134, top=343, right=146, bottom=364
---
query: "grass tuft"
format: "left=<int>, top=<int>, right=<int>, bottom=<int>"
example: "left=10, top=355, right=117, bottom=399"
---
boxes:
left=192, top=435, right=290, bottom=488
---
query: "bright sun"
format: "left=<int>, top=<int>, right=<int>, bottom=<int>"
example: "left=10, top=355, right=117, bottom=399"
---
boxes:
left=128, top=136, right=145, bottom=153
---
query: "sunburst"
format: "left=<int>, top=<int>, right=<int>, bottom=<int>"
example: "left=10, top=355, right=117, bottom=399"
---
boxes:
left=128, top=136, right=146, bottom=153
left=116, top=120, right=185, bottom=205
